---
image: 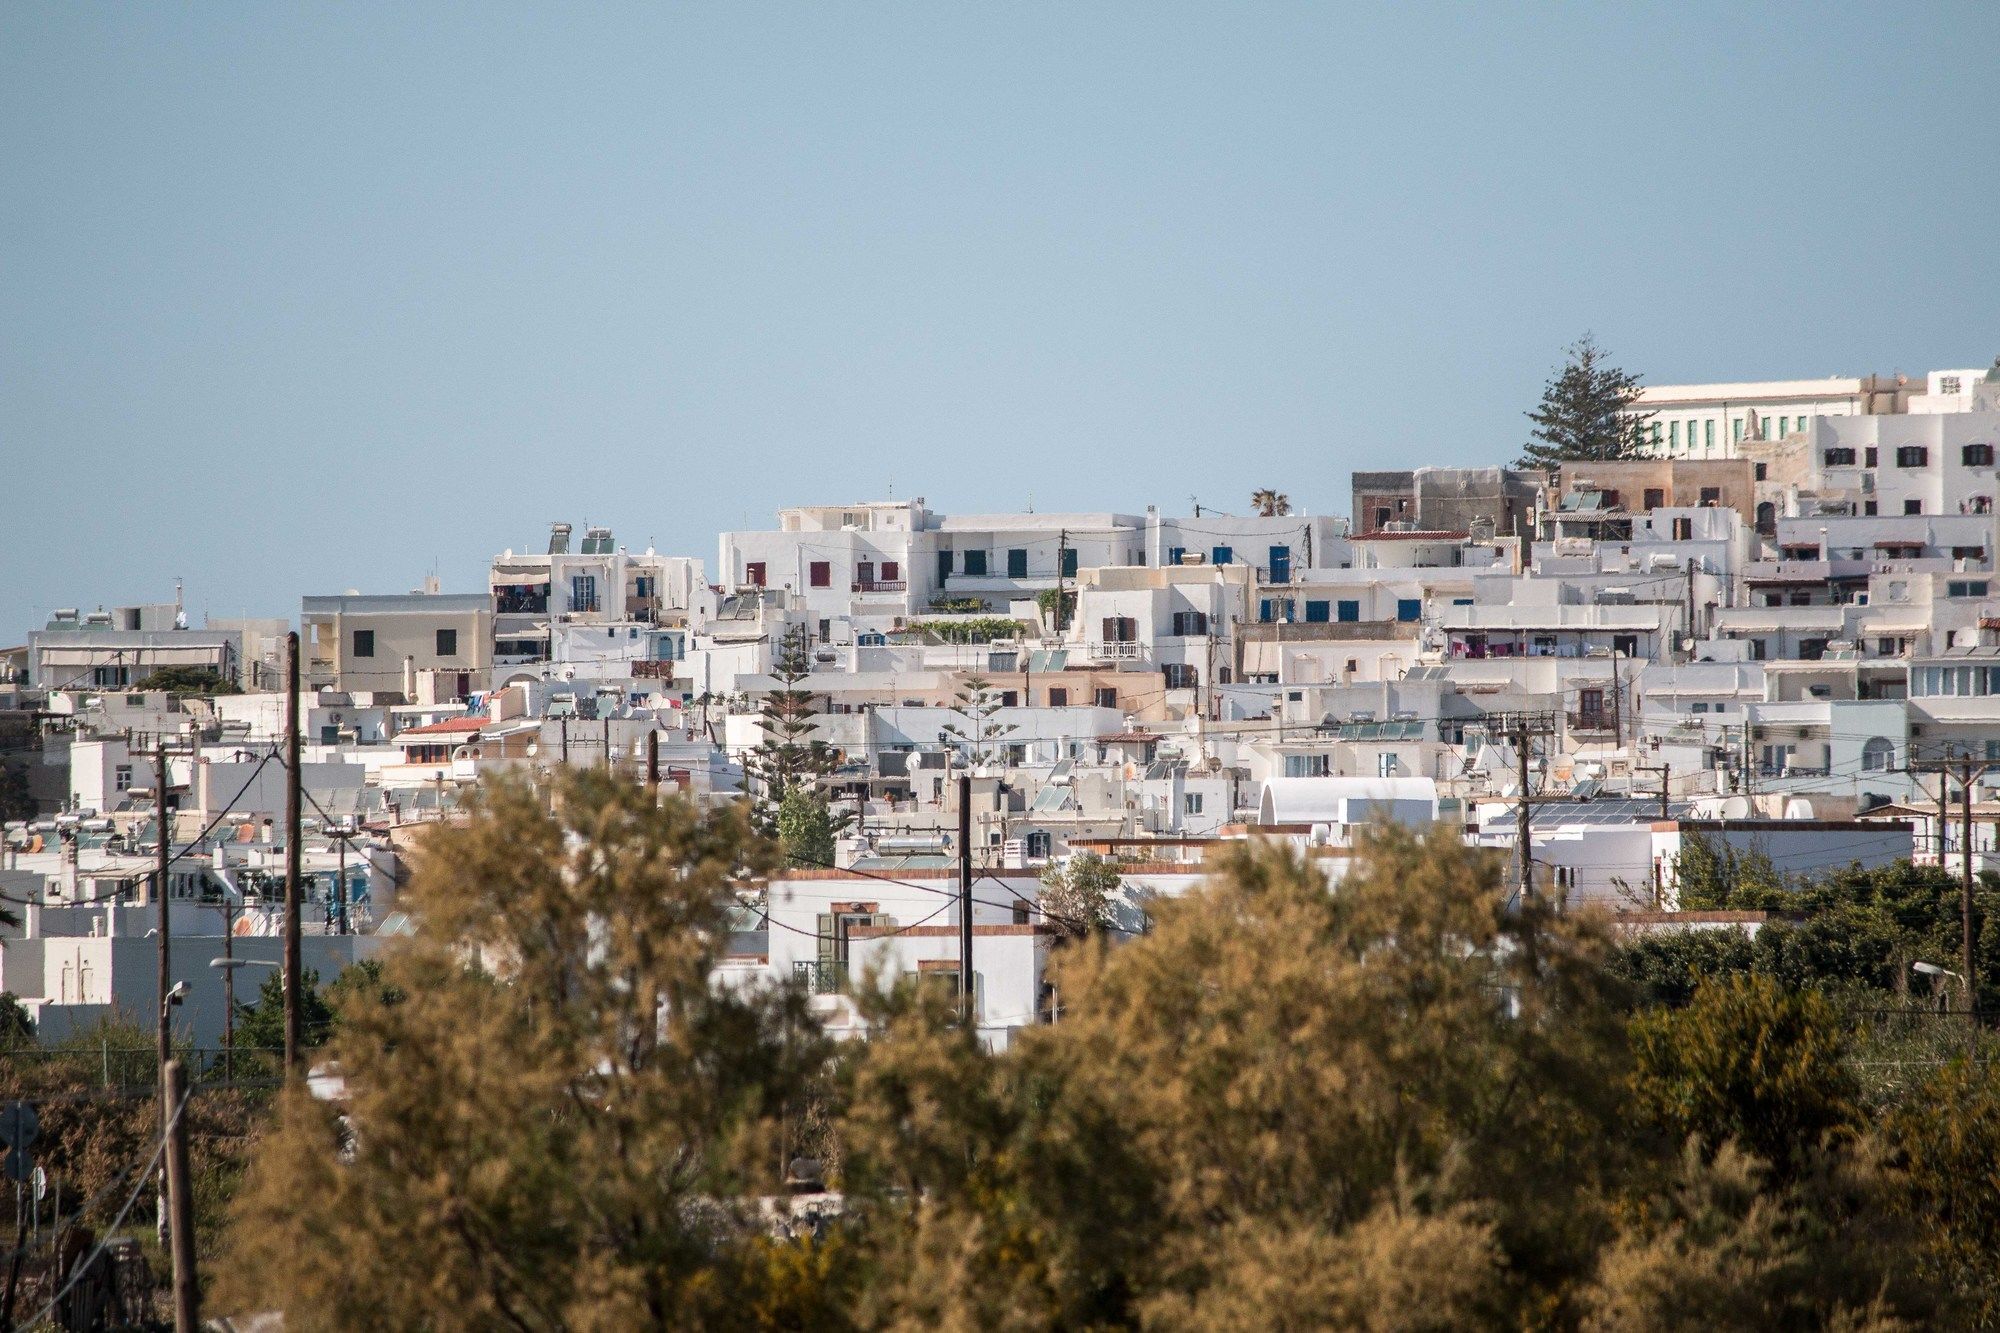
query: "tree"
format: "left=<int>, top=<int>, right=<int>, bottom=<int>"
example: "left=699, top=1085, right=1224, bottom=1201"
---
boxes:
left=1882, top=1060, right=2000, bottom=1323
left=136, top=664, right=242, bottom=696
left=1250, top=489, right=1291, bottom=518
left=234, top=966, right=336, bottom=1063
left=214, top=771, right=835, bottom=1328
left=1037, top=853, right=1120, bottom=940
left=939, top=675, right=1016, bottom=769
left=1517, top=334, right=1653, bottom=469
left=776, top=784, right=838, bottom=869
left=745, top=624, right=843, bottom=834
left=1628, top=975, right=1858, bottom=1184
left=0, top=761, right=34, bottom=823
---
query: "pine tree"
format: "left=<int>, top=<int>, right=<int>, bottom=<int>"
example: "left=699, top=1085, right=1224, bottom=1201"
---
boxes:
left=745, top=625, right=843, bottom=835
left=939, top=674, right=1016, bottom=768
left=1516, top=334, right=1653, bottom=468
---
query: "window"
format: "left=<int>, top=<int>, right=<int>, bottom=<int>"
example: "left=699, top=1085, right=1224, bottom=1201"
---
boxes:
left=1061, top=547, right=1078, bottom=577
left=1169, top=610, right=1209, bottom=636
left=1861, top=738, right=1897, bottom=772
left=999, top=691, right=1019, bottom=707
left=1669, top=422, right=1680, bottom=448
left=1733, top=419, right=1744, bottom=442
left=1377, top=753, right=1400, bottom=777
left=1643, top=488, right=1665, bottom=509
left=743, top=563, right=766, bottom=588
left=1947, top=581, right=1990, bottom=598
left=1748, top=639, right=1767, bottom=661
left=352, top=629, right=375, bottom=658
left=1699, top=487, right=1721, bottom=506
left=1100, top=616, right=1137, bottom=642
left=1048, top=687, right=1068, bottom=707
left=808, top=561, right=830, bottom=588
left=1007, top=548, right=1027, bottom=578
left=936, top=550, right=953, bottom=581
left=963, top=549, right=988, bottom=576
left=1672, top=517, right=1692, bottom=540
left=1094, top=688, right=1118, bottom=709
left=1211, top=546, right=1233, bottom=566
left=1258, top=599, right=1294, bottom=623
left=1166, top=546, right=1185, bottom=566
left=1942, top=376, right=1964, bottom=395
left=436, top=628, right=457, bottom=657
left=1268, top=545, right=1292, bottom=583
left=1374, top=507, right=1391, bottom=528
left=114, top=764, right=132, bottom=792
left=1396, top=598, right=1421, bottom=622
left=1864, top=500, right=1878, bottom=516
left=1184, top=793, right=1204, bottom=815
left=1283, top=754, right=1331, bottom=778
left=1704, top=420, right=1715, bottom=449
left=1305, top=600, right=1330, bottom=623
left=1954, top=546, right=1986, bottom=561
left=1896, top=445, right=1929, bottom=468
left=1964, top=443, right=1995, bottom=467
left=1755, top=462, right=1768, bottom=480
left=1864, top=447, right=1879, bottom=467
left=880, top=560, right=899, bottom=582
left=1163, top=663, right=1198, bottom=690
left=1824, top=447, right=1856, bottom=466
left=571, top=573, right=600, bottom=610
left=1336, top=600, right=1360, bottom=622
left=1905, top=499, right=1923, bottom=515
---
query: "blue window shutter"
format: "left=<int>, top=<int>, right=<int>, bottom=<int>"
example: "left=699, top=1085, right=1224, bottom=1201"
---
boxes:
left=1337, top=600, right=1360, bottom=622
left=1212, top=546, right=1233, bottom=566
left=1397, top=599, right=1421, bottom=622
left=1305, top=600, right=1330, bottom=623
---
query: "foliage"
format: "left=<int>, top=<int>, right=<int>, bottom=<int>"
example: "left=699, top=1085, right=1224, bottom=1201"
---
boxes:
left=1033, top=587, right=1075, bottom=632
left=1882, top=1059, right=2000, bottom=1324
left=1624, top=851, right=2000, bottom=1011
left=0, top=760, right=34, bottom=823
left=745, top=624, right=844, bottom=836
left=775, top=785, right=838, bottom=869
left=233, top=966, right=336, bottom=1064
left=135, top=664, right=242, bottom=696
left=1036, top=853, right=1120, bottom=940
left=926, top=596, right=987, bottom=615
left=1628, top=976, right=1859, bottom=1184
left=214, top=771, right=834, bottom=1329
left=1250, top=488, right=1292, bottom=518
left=901, top=617, right=1025, bottom=645
left=938, top=674, right=1016, bottom=768
left=1517, top=334, right=1652, bottom=469
left=0, top=993, right=35, bottom=1049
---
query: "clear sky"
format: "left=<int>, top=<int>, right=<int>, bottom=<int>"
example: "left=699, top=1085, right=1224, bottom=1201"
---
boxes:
left=3, top=3, right=1994, bottom=637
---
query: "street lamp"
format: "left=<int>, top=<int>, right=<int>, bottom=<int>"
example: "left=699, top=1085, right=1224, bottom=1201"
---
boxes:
left=209, top=957, right=278, bottom=1081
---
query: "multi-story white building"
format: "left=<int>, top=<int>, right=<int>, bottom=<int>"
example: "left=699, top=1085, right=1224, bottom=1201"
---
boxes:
left=1633, top=360, right=1996, bottom=460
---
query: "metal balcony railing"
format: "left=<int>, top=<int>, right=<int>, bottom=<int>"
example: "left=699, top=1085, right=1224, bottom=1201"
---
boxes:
left=852, top=580, right=907, bottom=593
left=793, top=960, right=848, bottom=994
left=1567, top=711, right=1615, bottom=732
left=1087, top=641, right=1146, bottom=661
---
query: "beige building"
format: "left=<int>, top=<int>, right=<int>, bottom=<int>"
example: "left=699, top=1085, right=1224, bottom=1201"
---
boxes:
left=301, top=592, right=493, bottom=698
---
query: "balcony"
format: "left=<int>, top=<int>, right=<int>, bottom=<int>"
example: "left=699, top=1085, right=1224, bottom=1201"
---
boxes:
left=852, top=579, right=907, bottom=594
left=1087, top=641, right=1146, bottom=662
left=793, top=959, right=848, bottom=994
left=1567, top=711, right=1615, bottom=733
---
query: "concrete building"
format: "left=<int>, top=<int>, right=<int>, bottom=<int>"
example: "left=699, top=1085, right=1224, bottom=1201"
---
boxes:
left=301, top=590, right=493, bottom=698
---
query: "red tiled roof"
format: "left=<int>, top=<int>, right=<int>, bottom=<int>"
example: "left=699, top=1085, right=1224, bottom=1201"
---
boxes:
left=398, top=717, right=485, bottom=737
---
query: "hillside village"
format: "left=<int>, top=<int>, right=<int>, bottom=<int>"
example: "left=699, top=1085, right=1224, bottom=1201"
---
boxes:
left=6, top=357, right=2000, bottom=1051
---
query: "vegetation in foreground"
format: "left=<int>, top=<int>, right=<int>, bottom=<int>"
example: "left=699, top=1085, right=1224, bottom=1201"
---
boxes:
left=198, top=773, right=1999, bottom=1329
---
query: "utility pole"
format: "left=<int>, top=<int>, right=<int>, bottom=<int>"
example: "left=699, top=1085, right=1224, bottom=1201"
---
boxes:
left=1741, top=719, right=1755, bottom=803
left=221, top=896, right=235, bottom=1085
left=560, top=715, right=570, bottom=766
left=1609, top=651, right=1622, bottom=749
left=1494, top=712, right=1556, bottom=907
left=957, top=772, right=973, bottom=1024
left=1052, top=528, right=1070, bottom=646
left=283, top=631, right=303, bottom=1078
left=335, top=826, right=349, bottom=937
left=164, top=1058, right=199, bottom=1332
left=154, top=740, right=173, bottom=1241
left=1908, top=750, right=1987, bottom=1051
left=1638, top=762, right=1670, bottom=821
left=647, top=728, right=660, bottom=789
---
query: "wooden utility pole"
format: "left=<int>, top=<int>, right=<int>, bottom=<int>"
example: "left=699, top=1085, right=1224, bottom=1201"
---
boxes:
left=1908, top=750, right=1987, bottom=1049
left=647, top=728, right=660, bottom=789
left=283, top=631, right=303, bottom=1077
left=1637, top=762, right=1670, bottom=821
left=164, top=1058, right=199, bottom=1331
left=957, top=772, right=974, bottom=1024
left=1492, top=712, right=1557, bottom=907
left=1053, top=528, right=1070, bottom=645
left=155, top=742, right=173, bottom=1150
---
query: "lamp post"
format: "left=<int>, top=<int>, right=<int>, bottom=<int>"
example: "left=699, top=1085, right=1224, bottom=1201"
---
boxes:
left=209, top=957, right=278, bottom=1079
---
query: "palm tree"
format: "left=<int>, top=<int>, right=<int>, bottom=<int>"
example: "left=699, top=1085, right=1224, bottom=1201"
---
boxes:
left=1251, top=488, right=1292, bottom=517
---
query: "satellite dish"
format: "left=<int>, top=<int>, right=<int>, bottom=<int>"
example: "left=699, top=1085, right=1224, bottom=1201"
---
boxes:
left=1783, top=798, right=1815, bottom=821
left=1719, top=796, right=1752, bottom=820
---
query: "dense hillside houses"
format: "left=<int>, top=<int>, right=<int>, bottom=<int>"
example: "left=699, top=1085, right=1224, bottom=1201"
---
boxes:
left=5, top=355, right=2000, bottom=1048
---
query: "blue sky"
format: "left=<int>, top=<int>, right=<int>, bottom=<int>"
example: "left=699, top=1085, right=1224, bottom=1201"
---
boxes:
left=3, top=3, right=1994, bottom=635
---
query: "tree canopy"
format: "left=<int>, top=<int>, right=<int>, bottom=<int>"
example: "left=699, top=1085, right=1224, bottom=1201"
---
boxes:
left=1518, top=334, right=1653, bottom=469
